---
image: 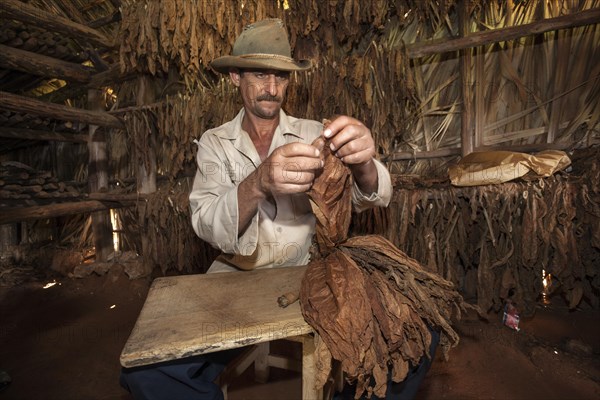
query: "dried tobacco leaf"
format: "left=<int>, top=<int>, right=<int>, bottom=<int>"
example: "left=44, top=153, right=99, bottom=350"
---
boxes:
left=306, top=132, right=353, bottom=255
left=300, top=129, right=474, bottom=398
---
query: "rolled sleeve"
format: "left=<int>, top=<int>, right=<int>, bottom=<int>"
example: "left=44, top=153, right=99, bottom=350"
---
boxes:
left=189, top=141, right=259, bottom=256
left=351, top=159, right=392, bottom=213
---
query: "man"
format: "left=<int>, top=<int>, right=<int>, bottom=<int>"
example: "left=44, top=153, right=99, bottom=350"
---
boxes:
left=122, top=19, right=434, bottom=400
left=189, top=18, right=392, bottom=273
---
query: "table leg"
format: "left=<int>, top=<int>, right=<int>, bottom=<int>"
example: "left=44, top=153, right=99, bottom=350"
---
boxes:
left=301, top=335, right=323, bottom=400
left=254, top=342, right=270, bottom=383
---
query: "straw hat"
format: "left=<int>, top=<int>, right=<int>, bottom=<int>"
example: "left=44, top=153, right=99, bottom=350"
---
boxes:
left=210, top=19, right=312, bottom=74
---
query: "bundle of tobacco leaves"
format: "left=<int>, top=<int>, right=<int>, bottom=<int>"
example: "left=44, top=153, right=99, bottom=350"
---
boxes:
left=300, top=135, right=476, bottom=398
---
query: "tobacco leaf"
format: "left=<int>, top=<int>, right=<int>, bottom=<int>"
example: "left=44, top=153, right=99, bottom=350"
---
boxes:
left=307, top=135, right=353, bottom=255
left=300, top=135, right=474, bottom=398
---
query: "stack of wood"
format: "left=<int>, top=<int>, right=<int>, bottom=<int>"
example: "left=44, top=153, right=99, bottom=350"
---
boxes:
left=0, top=161, right=82, bottom=207
left=0, top=19, right=82, bottom=61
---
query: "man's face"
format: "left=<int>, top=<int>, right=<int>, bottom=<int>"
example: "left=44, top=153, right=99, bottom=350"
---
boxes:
left=230, top=69, right=290, bottom=120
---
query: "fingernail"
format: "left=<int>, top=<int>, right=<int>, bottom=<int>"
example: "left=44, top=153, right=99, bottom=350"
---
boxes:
left=324, top=128, right=331, bottom=138
left=315, top=149, right=320, bottom=157
left=330, top=143, right=335, bottom=151
left=321, top=160, right=324, bottom=167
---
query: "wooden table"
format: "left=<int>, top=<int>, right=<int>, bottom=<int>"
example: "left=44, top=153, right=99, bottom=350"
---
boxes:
left=120, top=265, right=321, bottom=399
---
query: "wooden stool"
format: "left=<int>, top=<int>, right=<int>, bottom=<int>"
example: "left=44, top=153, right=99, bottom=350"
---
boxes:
left=216, top=334, right=343, bottom=400
left=120, top=266, right=332, bottom=399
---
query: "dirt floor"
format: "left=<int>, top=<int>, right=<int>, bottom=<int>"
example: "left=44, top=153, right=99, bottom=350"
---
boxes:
left=0, top=265, right=599, bottom=400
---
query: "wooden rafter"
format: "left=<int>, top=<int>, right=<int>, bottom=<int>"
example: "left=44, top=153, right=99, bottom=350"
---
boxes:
left=0, top=126, right=88, bottom=142
left=0, top=91, right=124, bottom=129
left=406, top=7, right=600, bottom=58
left=0, top=44, right=93, bottom=83
left=0, top=200, right=127, bottom=225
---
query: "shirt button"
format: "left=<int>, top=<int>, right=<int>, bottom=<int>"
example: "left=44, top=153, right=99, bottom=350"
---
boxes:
left=276, top=227, right=282, bottom=233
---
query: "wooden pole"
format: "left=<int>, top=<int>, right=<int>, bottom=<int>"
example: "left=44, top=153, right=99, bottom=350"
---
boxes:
left=0, top=0, right=115, bottom=49
left=0, top=44, right=93, bottom=83
left=406, top=7, right=600, bottom=58
left=459, top=0, right=474, bottom=157
left=40, top=64, right=136, bottom=103
left=136, top=77, right=158, bottom=194
left=474, top=45, right=485, bottom=149
left=385, top=141, right=578, bottom=161
left=546, top=29, right=572, bottom=142
left=136, top=75, right=158, bottom=276
left=0, top=126, right=88, bottom=142
left=384, top=148, right=462, bottom=161
left=0, top=223, right=18, bottom=256
left=0, top=91, right=124, bottom=129
left=88, top=88, right=114, bottom=262
left=0, top=201, right=127, bottom=225
left=88, top=11, right=121, bottom=29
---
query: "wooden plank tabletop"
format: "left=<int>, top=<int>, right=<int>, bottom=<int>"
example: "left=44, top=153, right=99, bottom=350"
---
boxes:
left=120, top=265, right=312, bottom=368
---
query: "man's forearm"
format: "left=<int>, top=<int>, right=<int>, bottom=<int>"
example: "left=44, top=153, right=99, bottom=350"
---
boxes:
left=350, top=158, right=379, bottom=195
left=237, top=170, right=267, bottom=236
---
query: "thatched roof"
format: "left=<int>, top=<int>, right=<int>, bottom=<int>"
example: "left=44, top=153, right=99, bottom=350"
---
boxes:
left=1, top=0, right=598, bottom=169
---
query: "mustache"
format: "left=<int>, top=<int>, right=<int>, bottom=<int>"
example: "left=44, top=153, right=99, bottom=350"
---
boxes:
left=256, top=94, right=282, bottom=102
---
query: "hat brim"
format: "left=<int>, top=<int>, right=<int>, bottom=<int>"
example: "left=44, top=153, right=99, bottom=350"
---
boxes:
left=210, top=55, right=312, bottom=74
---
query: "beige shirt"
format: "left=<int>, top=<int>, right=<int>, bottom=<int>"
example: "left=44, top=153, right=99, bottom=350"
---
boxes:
left=190, top=109, right=392, bottom=273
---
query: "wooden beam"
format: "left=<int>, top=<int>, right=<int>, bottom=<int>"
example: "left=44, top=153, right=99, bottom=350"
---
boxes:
left=39, top=64, right=136, bottom=103
left=475, top=141, right=577, bottom=153
left=88, top=11, right=121, bottom=29
left=459, top=0, right=474, bottom=157
left=0, top=126, right=88, bottom=142
left=0, top=44, right=93, bottom=83
left=406, top=7, right=600, bottom=58
left=88, top=88, right=113, bottom=262
left=0, top=91, right=124, bottom=129
left=0, top=0, right=115, bottom=49
left=384, top=141, right=579, bottom=161
left=136, top=75, right=158, bottom=276
left=89, top=64, right=135, bottom=88
left=87, top=192, right=147, bottom=202
left=384, top=148, right=462, bottom=161
left=51, top=0, right=86, bottom=24
left=0, top=200, right=127, bottom=225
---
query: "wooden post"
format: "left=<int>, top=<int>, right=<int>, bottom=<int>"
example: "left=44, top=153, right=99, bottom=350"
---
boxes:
left=0, top=224, right=18, bottom=259
left=88, top=89, right=114, bottom=262
left=459, top=0, right=474, bottom=157
left=474, top=44, right=485, bottom=149
left=547, top=29, right=572, bottom=142
left=136, top=75, right=158, bottom=276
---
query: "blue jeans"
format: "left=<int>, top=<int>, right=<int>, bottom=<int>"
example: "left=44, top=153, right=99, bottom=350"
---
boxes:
left=120, top=349, right=242, bottom=400
left=337, top=329, right=440, bottom=400
left=121, top=330, right=439, bottom=400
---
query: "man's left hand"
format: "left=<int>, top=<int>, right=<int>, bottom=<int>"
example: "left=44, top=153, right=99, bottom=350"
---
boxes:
left=323, top=115, right=378, bottom=194
left=323, top=116, right=376, bottom=166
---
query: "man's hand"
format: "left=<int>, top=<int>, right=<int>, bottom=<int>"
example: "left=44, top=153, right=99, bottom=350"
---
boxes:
left=323, top=116, right=376, bottom=166
left=323, top=116, right=378, bottom=194
left=255, top=142, right=323, bottom=196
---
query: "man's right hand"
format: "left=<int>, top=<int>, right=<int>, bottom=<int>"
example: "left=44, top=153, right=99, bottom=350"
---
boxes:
left=255, top=142, right=323, bottom=196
